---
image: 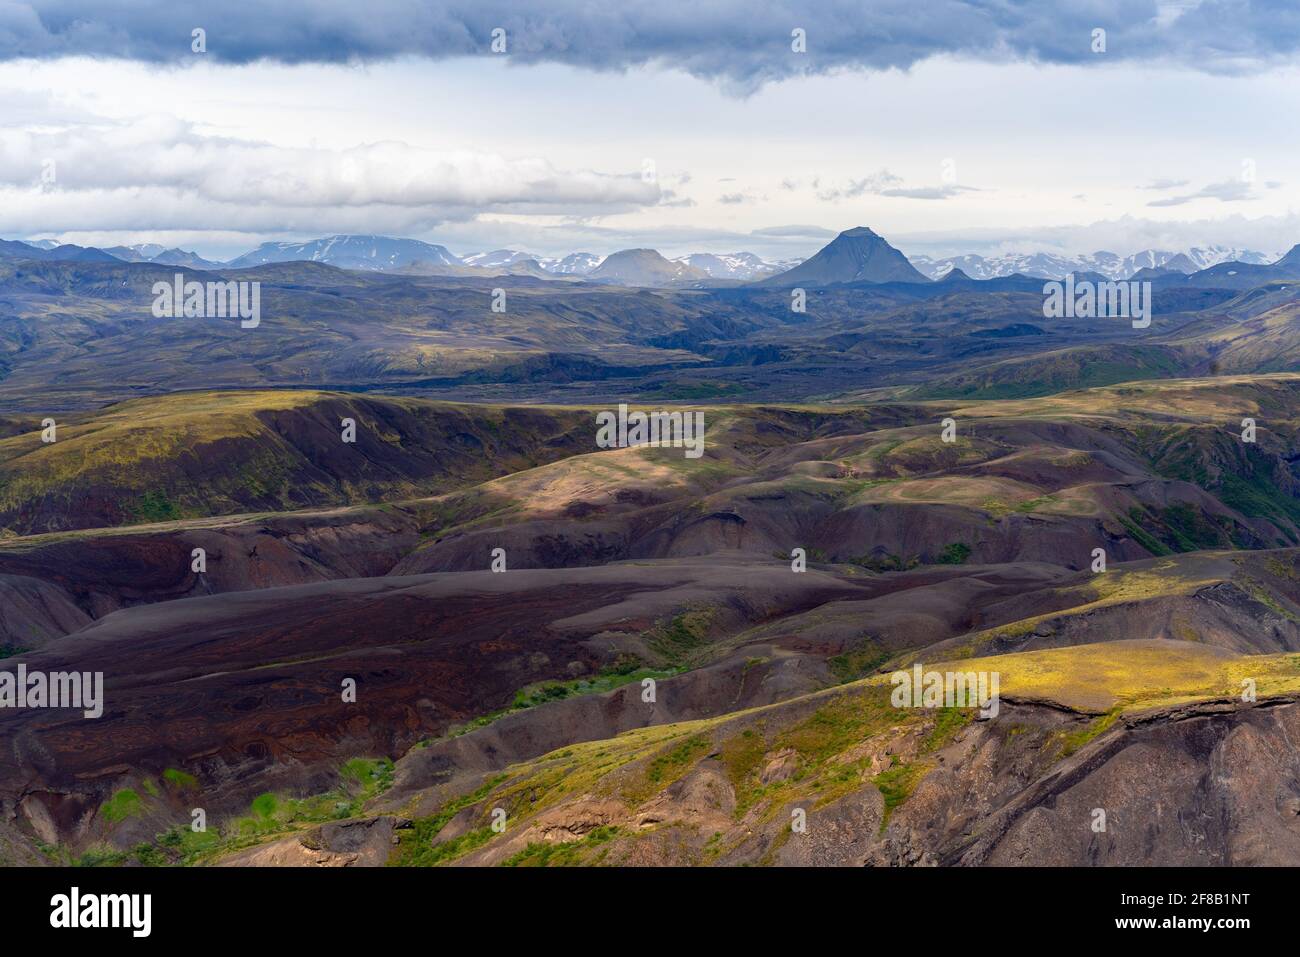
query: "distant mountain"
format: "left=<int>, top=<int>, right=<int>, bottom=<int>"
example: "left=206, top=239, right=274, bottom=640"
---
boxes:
left=1153, top=252, right=1199, bottom=274
left=1182, top=246, right=1300, bottom=289
left=228, top=235, right=460, bottom=270
left=103, top=243, right=165, bottom=262
left=151, top=248, right=226, bottom=269
left=6, top=230, right=1290, bottom=291
left=587, top=248, right=709, bottom=286
left=548, top=252, right=603, bottom=275
left=105, top=244, right=223, bottom=269
left=457, top=248, right=783, bottom=280
left=0, top=238, right=55, bottom=259
left=1185, top=246, right=1275, bottom=269
left=462, top=249, right=540, bottom=269
left=394, top=256, right=580, bottom=281
left=0, top=239, right=120, bottom=263
left=910, top=246, right=1275, bottom=281
left=1275, top=244, right=1300, bottom=269
left=503, top=258, right=558, bottom=279
left=759, top=226, right=929, bottom=286
left=458, top=248, right=610, bottom=276
left=1130, top=265, right=1183, bottom=281
left=763, top=257, right=805, bottom=275
left=673, top=252, right=782, bottom=281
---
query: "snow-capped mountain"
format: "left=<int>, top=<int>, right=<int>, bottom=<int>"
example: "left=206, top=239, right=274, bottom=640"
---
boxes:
left=587, top=249, right=710, bottom=286
left=216, top=236, right=792, bottom=281
left=1181, top=246, right=1276, bottom=270
left=227, top=235, right=460, bottom=270
left=672, top=252, right=783, bottom=280
left=908, top=247, right=1277, bottom=281
left=6, top=231, right=1285, bottom=287
left=462, top=249, right=541, bottom=269
left=462, top=248, right=784, bottom=279
left=547, top=252, right=603, bottom=275
left=462, top=249, right=607, bottom=275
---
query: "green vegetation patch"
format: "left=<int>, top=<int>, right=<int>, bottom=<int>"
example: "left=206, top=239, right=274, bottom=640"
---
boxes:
left=1118, top=509, right=1172, bottom=556
left=643, top=379, right=747, bottom=401
left=850, top=543, right=972, bottom=572
left=162, top=768, right=199, bottom=791
left=923, top=707, right=975, bottom=751
left=220, top=757, right=396, bottom=849
left=390, top=775, right=507, bottom=867
left=1055, top=707, right=1122, bottom=757
left=720, top=728, right=769, bottom=790
left=849, top=552, right=919, bottom=573
left=447, top=657, right=675, bottom=738
left=130, top=491, right=183, bottom=523
left=1239, top=576, right=1298, bottom=621
left=935, top=542, right=972, bottom=565
left=1220, top=470, right=1300, bottom=534
left=100, top=789, right=144, bottom=824
left=646, top=609, right=716, bottom=666
left=827, top=638, right=891, bottom=684
left=74, top=756, right=398, bottom=867
left=502, top=826, right=622, bottom=867
left=874, top=760, right=925, bottom=829
left=627, top=734, right=712, bottom=803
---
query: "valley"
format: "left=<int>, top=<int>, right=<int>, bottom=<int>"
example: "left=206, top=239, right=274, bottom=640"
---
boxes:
left=5, top=361, right=1300, bottom=866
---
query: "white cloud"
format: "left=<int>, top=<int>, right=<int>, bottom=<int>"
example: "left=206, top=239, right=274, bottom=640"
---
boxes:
left=816, top=169, right=981, bottom=202
left=0, top=111, right=666, bottom=234
left=1146, top=178, right=1261, bottom=206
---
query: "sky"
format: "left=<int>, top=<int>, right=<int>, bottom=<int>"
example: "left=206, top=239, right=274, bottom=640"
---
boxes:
left=1, top=0, right=1299, bottom=261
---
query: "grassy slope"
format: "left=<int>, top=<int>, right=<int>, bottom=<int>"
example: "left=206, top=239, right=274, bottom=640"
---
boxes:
left=910, top=343, right=1193, bottom=400
left=402, top=375, right=1300, bottom=563
left=0, top=390, right=594, bottom=534
left=380, top=638, right=1300, bottom=866
left=8, top=373, right=1300, bottom=544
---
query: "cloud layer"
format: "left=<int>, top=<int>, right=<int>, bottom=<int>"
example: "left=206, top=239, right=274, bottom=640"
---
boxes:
left=4, top=1, right=1300, bottom=89
left=0, top=113, right=666, bottom=234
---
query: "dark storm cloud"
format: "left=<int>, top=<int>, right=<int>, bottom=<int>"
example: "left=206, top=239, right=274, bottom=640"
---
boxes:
left=3, top=1, right=1298, bottom=89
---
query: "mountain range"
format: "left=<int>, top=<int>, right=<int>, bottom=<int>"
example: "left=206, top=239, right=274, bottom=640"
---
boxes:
left=5, top=230, right=1287, bottom=288
left=909, top=246, right=1276, bottom=281
left=103, top=243, right=226, bottom=269
left=227, top=235, right=461, bottom=270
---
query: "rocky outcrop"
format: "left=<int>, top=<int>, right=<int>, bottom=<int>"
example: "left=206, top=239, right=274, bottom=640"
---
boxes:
left=219, top=816, right=410, bottom=866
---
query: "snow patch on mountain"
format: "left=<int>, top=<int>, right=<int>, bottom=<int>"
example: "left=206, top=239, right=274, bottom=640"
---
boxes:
left=909, top=247, right=1278, bottom=281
